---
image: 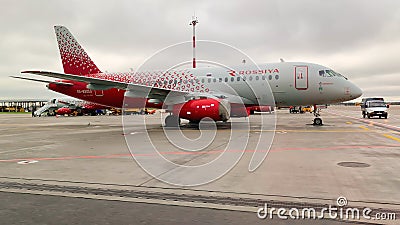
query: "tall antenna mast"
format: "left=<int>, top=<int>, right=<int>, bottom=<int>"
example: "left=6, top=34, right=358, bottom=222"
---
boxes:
left=189, top=15, right=198, bottom=68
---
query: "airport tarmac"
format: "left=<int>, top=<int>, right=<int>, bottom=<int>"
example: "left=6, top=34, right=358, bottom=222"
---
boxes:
left=0, top=105, right=399, bottom=224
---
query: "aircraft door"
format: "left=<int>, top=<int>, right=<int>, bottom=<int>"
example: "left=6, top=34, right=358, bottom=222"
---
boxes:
left=294, top=66, right=308, bottom=90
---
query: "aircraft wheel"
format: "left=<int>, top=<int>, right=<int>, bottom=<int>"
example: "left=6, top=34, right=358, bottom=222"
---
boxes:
left=367, top=114, right=371, bottom=119
left=362, top=112, right=366, bottom=118
left=165, top=115, right=180, bottom=127
left=313, top=118, right=323, bottom=126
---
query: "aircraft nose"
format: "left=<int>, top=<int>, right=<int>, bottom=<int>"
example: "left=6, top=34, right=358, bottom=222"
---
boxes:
left=352, top=84, right=363, bottom=98
left=344, top=81, right=362, bottom=101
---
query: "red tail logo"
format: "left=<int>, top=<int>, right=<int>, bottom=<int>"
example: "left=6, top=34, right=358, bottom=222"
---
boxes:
left=55, top=26, right=101, bottom=75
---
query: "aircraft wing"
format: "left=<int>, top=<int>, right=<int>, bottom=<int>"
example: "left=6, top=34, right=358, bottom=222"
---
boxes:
left=21, top=70, right=183, bottom=100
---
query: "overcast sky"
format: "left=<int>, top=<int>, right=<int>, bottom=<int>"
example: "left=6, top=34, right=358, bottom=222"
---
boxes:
left=1, top=0, right=400, bottom=101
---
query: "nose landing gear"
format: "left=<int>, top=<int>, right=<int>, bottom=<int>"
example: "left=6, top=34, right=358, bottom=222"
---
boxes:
left=312, top=105, right=323, bottom=126
left=313, top=117, right=323, bottom=126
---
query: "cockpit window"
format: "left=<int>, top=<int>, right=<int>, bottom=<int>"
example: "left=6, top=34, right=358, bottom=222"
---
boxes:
left=325, top=70, right=336, bottom=77
left=319, top=69, right=348, bottom=80
left=334, top=71, right=348, bottom=80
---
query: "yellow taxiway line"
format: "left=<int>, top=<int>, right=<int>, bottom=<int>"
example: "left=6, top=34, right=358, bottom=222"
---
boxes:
left=382, top=134, right=400, bottom=143
left=359, top=126, right=370, bottom=131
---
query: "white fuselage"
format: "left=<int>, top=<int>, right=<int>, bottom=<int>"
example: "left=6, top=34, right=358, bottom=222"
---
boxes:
left=161, top=62, right=362, bottom=107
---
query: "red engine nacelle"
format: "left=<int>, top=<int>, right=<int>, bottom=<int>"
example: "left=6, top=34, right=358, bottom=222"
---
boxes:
left=56, top=107, right=72, bottom=115
left=173, top=99, right=230, bottom=122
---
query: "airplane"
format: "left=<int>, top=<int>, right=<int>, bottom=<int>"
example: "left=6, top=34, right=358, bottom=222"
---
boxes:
left=12, top=26, right=362, bottom=126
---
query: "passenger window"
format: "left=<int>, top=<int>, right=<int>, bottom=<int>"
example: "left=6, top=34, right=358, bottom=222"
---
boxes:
left=237, top=77, right=241, bottom=81
left=225, top=77, right=228, bottom=82
left=213, top=78, right=216, bottom=82
left=208, top=78, right=211, bottom=83
left=219, top=78, right=222, bottom=82
left=275, top=75, right=279, bottom=80
left=249, top=76, right=253, bottom=81
left=262, top=75, right=266, bottom=80
left=231, top=77, right=234, bottom=82
left=201, top=79, right=204, bottom=83
left=255, top=76, right=259, bottom=80
left=269, top=75, right=272, bottom=80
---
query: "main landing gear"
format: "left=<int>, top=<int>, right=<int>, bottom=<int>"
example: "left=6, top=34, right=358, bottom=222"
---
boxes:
left=312, top=105, right=323, bottom=126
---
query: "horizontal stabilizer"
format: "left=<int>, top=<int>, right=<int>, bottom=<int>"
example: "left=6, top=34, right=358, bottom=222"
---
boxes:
left=10, top=76, right=73, bottom=86
left=21, top=71, right=128, bottom=89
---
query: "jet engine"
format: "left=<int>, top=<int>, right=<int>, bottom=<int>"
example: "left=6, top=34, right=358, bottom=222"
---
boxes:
left=172, top=98, right=230, bottom=123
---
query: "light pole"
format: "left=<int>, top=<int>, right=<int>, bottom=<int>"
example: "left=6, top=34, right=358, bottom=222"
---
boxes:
left=189, top=16, right=198, bottom=68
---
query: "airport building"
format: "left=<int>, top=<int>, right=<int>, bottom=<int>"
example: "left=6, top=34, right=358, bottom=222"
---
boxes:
left=0, top=99, right=48, bottom=112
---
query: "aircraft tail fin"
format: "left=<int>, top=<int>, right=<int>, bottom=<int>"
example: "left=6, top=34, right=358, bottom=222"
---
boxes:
left=54, top=26, right=102, bottom=75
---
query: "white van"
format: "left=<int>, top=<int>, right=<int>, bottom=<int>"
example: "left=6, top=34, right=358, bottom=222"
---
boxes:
left=361, top=99, right=388, bottom=119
